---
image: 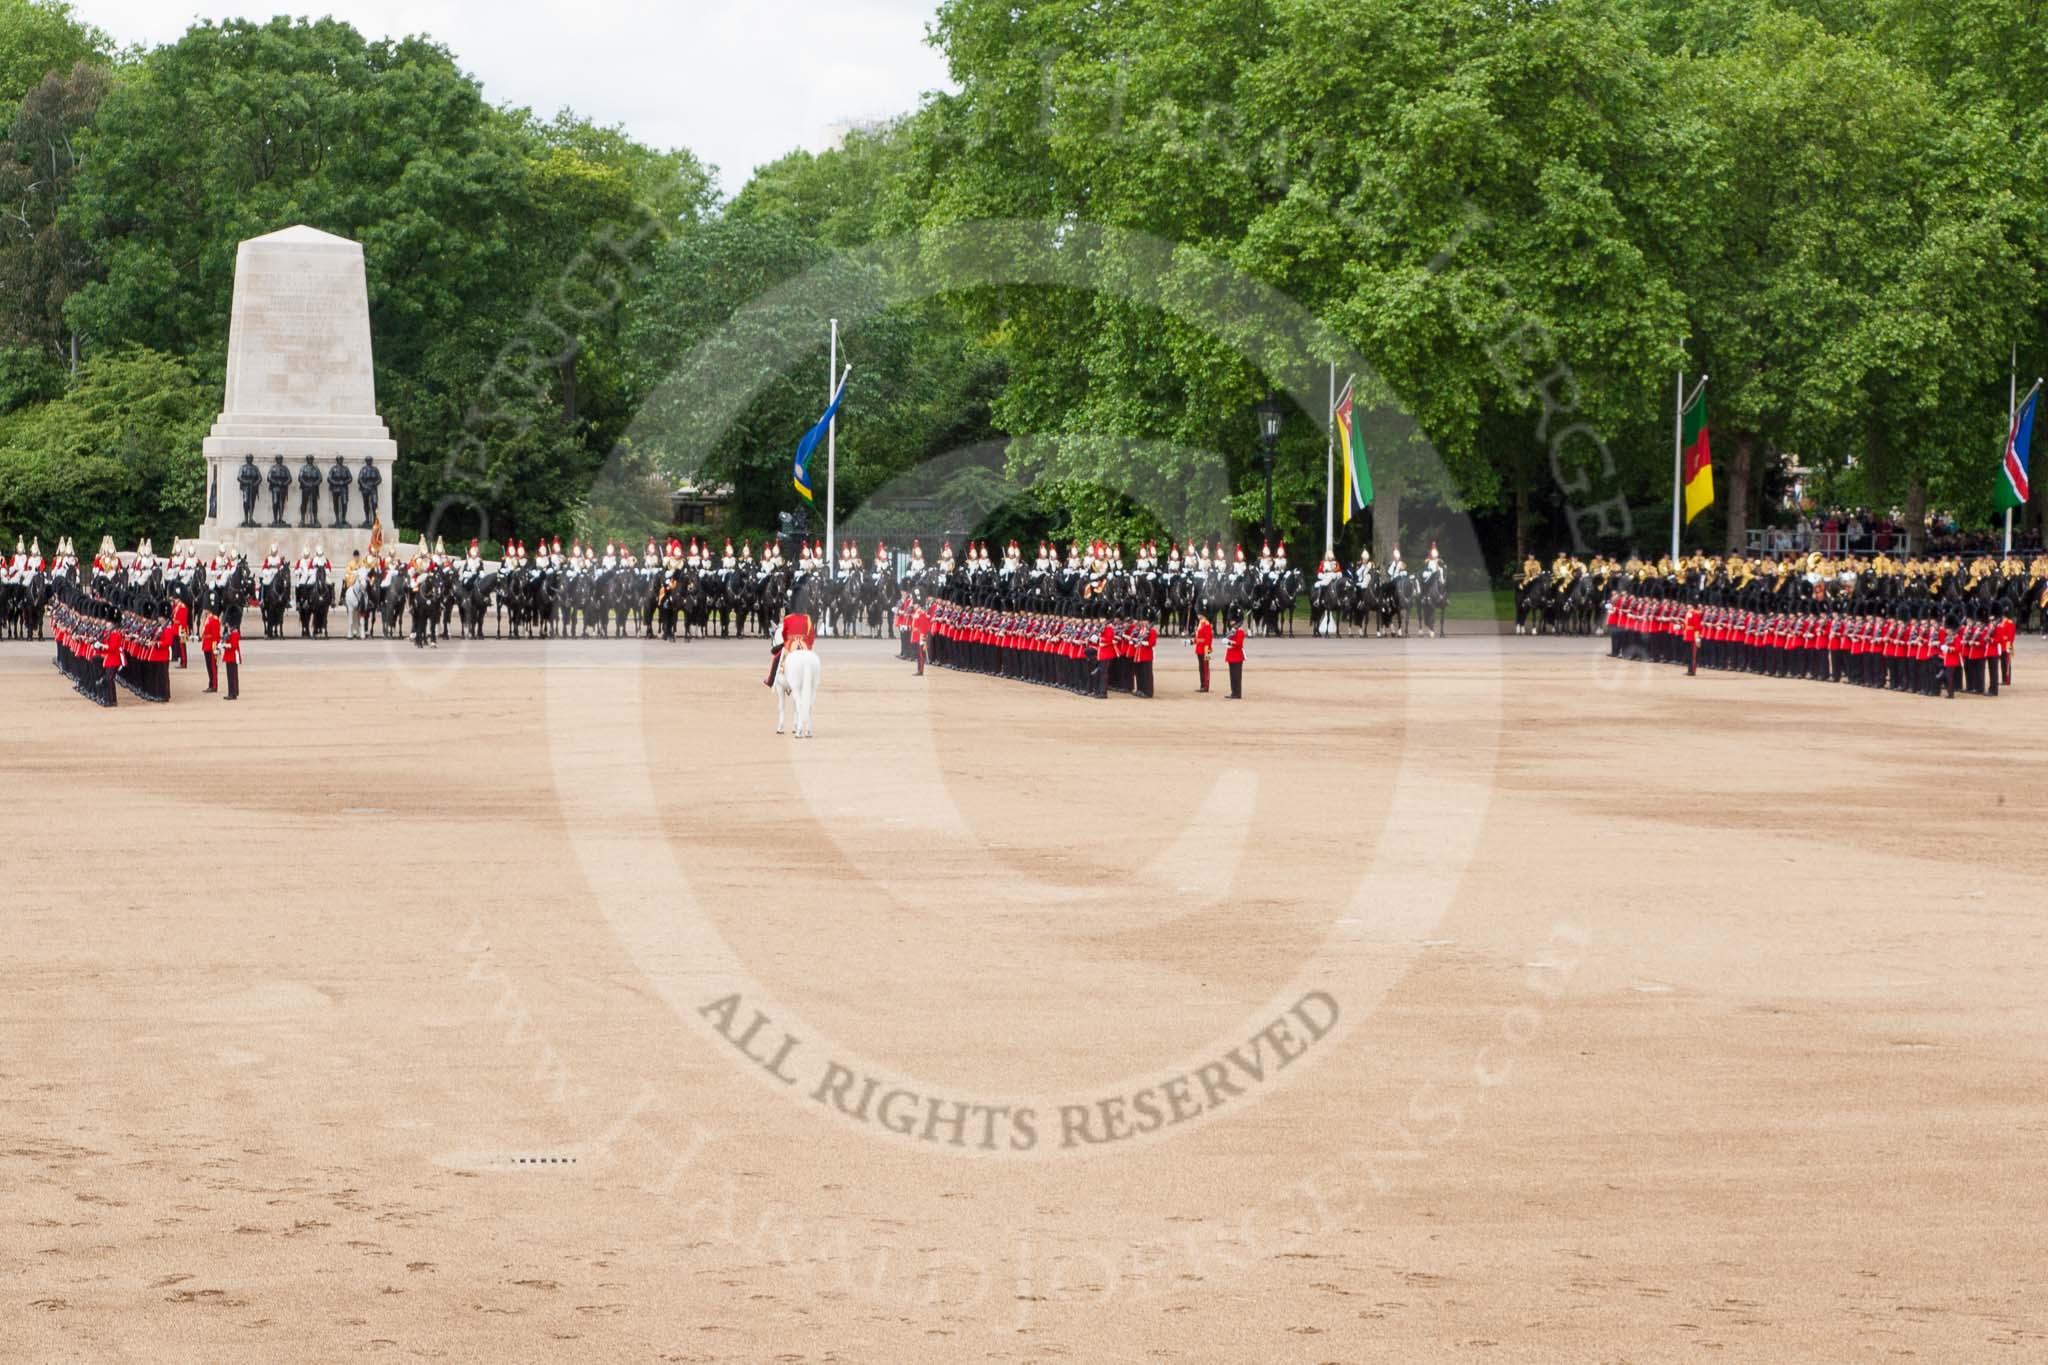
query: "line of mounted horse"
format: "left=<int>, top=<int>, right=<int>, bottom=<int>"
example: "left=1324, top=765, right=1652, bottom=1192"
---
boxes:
left=1305, top=568, right=1451, bottom=638
left=1510, top=563, right=2048, bottom=637
left=3, top=558, right=1443, bottom=642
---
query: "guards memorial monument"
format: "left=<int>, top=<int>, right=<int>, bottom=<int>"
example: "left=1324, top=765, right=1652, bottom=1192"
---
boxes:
left=189, top=225, right=400, bottom=558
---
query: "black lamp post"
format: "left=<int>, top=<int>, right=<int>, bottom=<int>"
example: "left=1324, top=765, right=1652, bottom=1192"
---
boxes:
left=1256, top=393, right=1284, bottom=548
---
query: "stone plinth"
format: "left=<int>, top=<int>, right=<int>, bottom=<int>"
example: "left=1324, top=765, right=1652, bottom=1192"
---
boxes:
left=194, top=225, right=399, bottom=555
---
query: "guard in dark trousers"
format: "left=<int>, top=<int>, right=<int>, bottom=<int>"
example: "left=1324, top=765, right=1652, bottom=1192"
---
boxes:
left=100, top=624, right=122, bottom=707
left=171, top=598, right=190, bottom=668
left=1094, top=621, right=1115, bottom=698
left=1192, top=616, right=1213, bottom=692
left=200, top=610, right=222, bottom=692
left=1224, top=618, right=1246, bottom=698
left=220, top=626, right=242, bottom=700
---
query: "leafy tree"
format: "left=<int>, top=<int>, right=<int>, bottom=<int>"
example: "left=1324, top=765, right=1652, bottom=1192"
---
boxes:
left=1664, top=12, right=2032, bottom=548
left=0, top=59, right=107, bottom=367
left=0, top=347, right=208, bottom=549
left=0, top=0, right=106, bottom=110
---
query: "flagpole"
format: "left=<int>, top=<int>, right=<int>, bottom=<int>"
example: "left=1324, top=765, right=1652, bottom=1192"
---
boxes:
left=2008, top=343, right=2017, bottom=555
left=826, top=318, right=838, bottom=582
left=1324, top=362, right=1335, bottom=557
left=1671, top=363, right=1684, bottom=562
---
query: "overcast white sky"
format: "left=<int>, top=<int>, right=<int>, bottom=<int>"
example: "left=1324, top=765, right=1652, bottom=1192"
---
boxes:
left=70, top=1, right=954, bottom=193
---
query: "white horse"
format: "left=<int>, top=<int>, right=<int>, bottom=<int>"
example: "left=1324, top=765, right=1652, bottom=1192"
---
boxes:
left=774, top=637, right=821, bottom=737
left=344, top=577, right=371, bottom=639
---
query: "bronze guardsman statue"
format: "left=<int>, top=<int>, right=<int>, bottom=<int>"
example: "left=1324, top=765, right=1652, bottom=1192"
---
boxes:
left=355, top=455, right=382, bottom=529
left=297, top=455, right=322, bottom=527
left=266, top=454, right=292, bottom=527
left=326, top=455, right=352, bottom=528
left=237, top=454, right=263, bottom=528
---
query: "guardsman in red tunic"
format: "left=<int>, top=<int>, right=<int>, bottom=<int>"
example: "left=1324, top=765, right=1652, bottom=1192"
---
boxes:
left=219, top=625, right=242, bottom=700
left=1094, top=620, right=1115, bottom=698
left=1191, top=616, right=1214, bottom=692
left=1224, top=617, right=1247, bottom=698
left=1941, top=617, right=1964, bottom=698
left=1682, top=603, right=1703, bottom=676
left=200, top=609, right=223, bottom=692
left=1135, top=619, right=1158, bottom=698
left=910, top=599, right=931, bottom=676
left=766, top=604, right=816, bottom=686
left=170, top=597, right=190, bottom=668
left=100, top=622, right=123, bottom=707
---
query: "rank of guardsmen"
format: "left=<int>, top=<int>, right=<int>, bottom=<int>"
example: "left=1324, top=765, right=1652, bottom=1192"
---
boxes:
left=1515, top=546, right=2048, bottom=642
left=908, top=595, right=1250, bottom=699
left=1600, top=549, right=2027, bottom=699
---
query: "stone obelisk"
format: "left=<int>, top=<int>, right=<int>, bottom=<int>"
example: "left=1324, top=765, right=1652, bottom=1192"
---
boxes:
left=189, top=225, right=400, bottom=559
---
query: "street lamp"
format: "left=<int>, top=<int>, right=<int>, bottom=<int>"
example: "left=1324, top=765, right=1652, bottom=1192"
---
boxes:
left=1256, top=393, right=1284, bottom=548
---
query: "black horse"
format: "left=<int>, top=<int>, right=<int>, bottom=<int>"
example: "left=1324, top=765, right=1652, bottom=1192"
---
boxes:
left=410, top=565, right=448, bottom=647
left=294, top=565, right=333, bottom=638
left=207, top=561, right=252, bottom=633
left=258, top=563, right=291, bottom=638
left=456, top=569, right=497, bottom=639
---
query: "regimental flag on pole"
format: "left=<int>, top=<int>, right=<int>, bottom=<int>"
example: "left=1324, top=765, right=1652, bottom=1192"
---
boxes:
left=1998, top=382, right=2039, bottom=511
left=792, top=365, right=851, bottom=503
left=1334, top=379, right=1372, bottom=523
left=1681, top=383, right=1713, bottom=524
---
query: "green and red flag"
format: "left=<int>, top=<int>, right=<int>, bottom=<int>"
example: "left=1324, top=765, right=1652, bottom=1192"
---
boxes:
left=1681, top=385, right=1713, bottom=524
left=1334, top=379, right=1372, bottom=523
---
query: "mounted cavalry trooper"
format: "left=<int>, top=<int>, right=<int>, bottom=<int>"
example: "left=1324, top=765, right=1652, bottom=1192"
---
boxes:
left=1421, top=542, right=1444, bottom=585
left=1387, top=544, right=1408, bottom=580
left=937, top=540, right=956, bottom=575
left=1258, top=540, right=1274, bottom=574
left=460, top=539, right=484, bottom=583
left=1316, top=550, right=1342, bottom=586
left=1231, top=544, right=1248, bottom=577
left=291, top=545, right=314, bottom=591
left=724, top=539, right=739, bottom=572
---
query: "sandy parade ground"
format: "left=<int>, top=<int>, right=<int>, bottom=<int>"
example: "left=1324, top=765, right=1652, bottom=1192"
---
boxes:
left=3, top=624, right=2045, bottom=1362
